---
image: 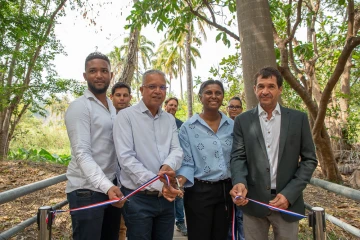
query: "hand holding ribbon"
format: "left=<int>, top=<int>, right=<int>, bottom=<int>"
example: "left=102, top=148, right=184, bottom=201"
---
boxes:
left=107, top=185, right=126, bottom=208
left=158, top=165, right=182, bottom=202
left=230, top=183, right=249, bottom=206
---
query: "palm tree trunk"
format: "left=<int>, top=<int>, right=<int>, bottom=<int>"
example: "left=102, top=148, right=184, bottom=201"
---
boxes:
left=118, top=0, right=140, bottom=86
left=185, top=25, right=193, bottom=118
left=179, top=50, right=183, bottom=100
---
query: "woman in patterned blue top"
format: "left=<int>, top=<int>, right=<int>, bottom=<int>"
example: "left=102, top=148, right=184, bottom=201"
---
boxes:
left=176, top=80, right=234, bottom=240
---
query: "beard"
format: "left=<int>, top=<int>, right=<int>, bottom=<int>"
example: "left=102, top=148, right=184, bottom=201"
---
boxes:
left=87, top=81, right=109, bottom=94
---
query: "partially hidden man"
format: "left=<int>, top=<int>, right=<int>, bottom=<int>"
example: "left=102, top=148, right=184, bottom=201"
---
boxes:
left=65, top=52, right=124, bottom=240
left=230, top=67, right=317, bottom=240
left=113, top=69, right=183, bottom=240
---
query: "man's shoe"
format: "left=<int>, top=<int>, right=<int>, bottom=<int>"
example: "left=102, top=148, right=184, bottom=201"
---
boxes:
left=176, top=222, right=188, bottom=236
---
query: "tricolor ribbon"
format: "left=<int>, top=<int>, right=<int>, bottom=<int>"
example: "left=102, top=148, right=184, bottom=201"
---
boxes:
left=234, top=196, right=306, bottom=218
left=47, top=174, right=170, bottom=221
left=231, top=204, right=236, bottom=240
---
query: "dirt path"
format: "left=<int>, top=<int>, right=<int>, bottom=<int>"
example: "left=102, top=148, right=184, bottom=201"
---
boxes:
left=0, top=160, right=359, bottom=239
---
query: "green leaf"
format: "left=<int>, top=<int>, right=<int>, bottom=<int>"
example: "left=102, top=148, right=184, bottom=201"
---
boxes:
left=215, top=32, right=222, bottom=42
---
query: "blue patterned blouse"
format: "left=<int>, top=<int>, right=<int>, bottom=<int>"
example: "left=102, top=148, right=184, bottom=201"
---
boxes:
left=177, top=112, right=234, bottom=187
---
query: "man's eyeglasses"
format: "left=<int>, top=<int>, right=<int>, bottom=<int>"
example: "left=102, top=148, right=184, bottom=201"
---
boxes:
left=228, top=106, right=242, bottom=110
left=142, top=84, right=168, bottom=91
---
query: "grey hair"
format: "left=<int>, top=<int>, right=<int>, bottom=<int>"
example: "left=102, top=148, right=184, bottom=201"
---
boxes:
left=142, top=69, right=166, bottom=84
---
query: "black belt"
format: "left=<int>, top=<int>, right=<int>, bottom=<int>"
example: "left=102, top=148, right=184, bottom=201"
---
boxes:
left=194, top=178, right=231, bottom=184
left=122, top=187, right=159, bottom=196
left=271, top=189, right=277, bottom=195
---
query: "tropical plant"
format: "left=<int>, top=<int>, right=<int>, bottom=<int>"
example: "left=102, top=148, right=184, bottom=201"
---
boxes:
left=118, top=34, right=155, bottom=99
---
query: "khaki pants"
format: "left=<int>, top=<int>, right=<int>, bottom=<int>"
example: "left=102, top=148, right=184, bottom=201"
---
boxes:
left=119, top=214, right=127, bottom=240
left=243, top=212, right=299, bottom=240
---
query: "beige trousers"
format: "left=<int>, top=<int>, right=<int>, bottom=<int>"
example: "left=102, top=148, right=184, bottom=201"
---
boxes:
left=243, top=211, right=299, bottom=240
left=119, top=214, right=127, bottom=240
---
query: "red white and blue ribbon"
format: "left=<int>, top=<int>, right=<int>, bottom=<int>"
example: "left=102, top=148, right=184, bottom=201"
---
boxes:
left=234, top=196, right=306, bottom=218
left=231, top=204, right=237, bottom=240
left=48, top=174, right=170, bottom=220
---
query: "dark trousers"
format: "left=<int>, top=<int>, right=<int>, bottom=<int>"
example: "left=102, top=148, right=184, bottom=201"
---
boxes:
left=184, top=180, right=232, bottom=240
left=227, top=206, right=245, bottom=240
left=67, top=189, right=121, bottom=240
left=121, top=187, right=175, bottom=240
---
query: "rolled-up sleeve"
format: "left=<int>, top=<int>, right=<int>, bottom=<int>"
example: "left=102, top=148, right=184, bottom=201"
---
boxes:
left=176, top=125, right=195, bottom=187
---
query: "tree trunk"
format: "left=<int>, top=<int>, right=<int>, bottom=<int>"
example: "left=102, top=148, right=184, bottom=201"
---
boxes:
left=236, top=0, right=277, bottom=109
left=185, top=25, right=193, bottom=118
left=0, top=108, right=12, bottom=159
left=118, top=0, right=139, bottom=86
left=313, top=125, right=343, bottom=182
left=179, top=50, right=183, bottom=100
left=118, top=29, right=139, bottom=86
left=169, top=74, right=172, bottom=94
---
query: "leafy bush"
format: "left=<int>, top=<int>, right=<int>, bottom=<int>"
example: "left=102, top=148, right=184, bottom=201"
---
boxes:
left=8, top=148, right=71, bottom=165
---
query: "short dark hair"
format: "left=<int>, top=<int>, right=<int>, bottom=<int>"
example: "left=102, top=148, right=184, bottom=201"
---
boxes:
left=164, top=97, right=179, bottom=106
left=228, top=96, right=242, bottom=107
left=111, top=82, right=131, bottom=95
left=198, top=80, right=224, bottom=97
left=254, top=67, right=283, bottom=87
left=85, top=52, right=111, bottom=70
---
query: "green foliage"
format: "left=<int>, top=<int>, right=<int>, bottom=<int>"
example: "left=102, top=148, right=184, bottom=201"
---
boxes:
left=0, top=0, right=84, bottom=157
left=8, top=148, right=71, bottom=165
left=281, top=81, right=306, bottom=112
left=126, top=0, right=236, bottom=46
left=10, top=110, right=70, bottom=156
left=207, top=47, right=244, bottom=108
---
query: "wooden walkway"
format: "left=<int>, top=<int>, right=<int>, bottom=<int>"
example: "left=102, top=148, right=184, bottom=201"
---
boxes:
left=173, top=227, right=187, bottom=239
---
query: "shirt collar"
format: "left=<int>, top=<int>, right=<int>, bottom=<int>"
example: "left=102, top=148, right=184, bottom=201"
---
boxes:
left=258, top=103, right=281, bottom=116
left=138, top=99, right=163, bottom=116
left=84, top=89, right=96, bottom=99
left=189, top=111, right=232, bottom=126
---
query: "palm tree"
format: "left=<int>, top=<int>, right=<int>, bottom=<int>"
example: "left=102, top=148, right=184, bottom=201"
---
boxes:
left=156, top=32, right=201, bottom=101
left=153, top=44, right=183, bottom=94
left=107, top=46, right=124, bottom=86
left=118, top=34, right=155, bottom=99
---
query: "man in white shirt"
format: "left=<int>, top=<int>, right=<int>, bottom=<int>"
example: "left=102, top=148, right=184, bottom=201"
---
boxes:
left=65, top=52, right=124, bottom=240
left=230, top=67, right=317, bottom=239
left=113, top=69, right=183, bottom=240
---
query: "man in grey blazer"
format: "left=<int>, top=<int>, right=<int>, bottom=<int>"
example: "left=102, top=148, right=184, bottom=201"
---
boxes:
left=230, top=67, right=317, bottom=239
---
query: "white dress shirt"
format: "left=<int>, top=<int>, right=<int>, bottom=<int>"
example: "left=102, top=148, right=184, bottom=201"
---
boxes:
left=113, top=100, right=183, bottom=192
left=258, top=103, right=281, bottom=189
left=65, top=89, right=117, bottom=194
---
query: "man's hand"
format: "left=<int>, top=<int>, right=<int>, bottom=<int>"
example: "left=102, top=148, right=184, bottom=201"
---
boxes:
left=162, top=184, right=182, bottom=202
left=107, top=186, right=125, bottom=208
left=230, top=183, right=249, bottom=206
left=269, top=193, right=289, bottom=209
left=158, top=164, right=176, bottom=185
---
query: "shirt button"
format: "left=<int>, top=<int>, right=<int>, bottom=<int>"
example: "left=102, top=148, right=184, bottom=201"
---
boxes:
left=266, top=168, right=270, bottom=172
left=268, top=145, right=270, bottom=148
left=266, top=186, right=270, bottom=190
left=265, top=120, right=268, bottom=122
left=268, top=131, right=270, bottom=134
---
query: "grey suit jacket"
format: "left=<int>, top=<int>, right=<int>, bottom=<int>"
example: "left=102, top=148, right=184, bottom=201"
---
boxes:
left=230, top=105, right=317, bottom=222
